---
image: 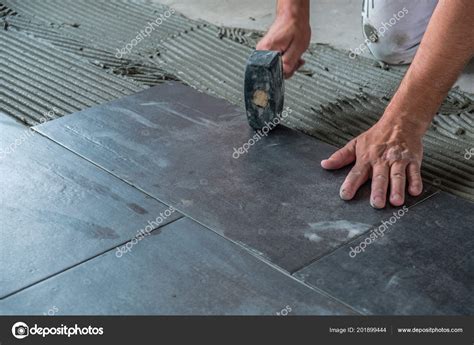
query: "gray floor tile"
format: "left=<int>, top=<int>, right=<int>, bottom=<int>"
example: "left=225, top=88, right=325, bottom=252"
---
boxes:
left=35, top=82, right=437, bottom=272
left=0, top=114, right=181, bottom=298
left=0, top=217, right=356, bottom=315
left=294, top=192, right=474, bottom=315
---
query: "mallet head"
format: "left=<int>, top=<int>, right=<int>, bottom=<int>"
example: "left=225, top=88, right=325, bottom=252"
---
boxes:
left=244, top=50, right=284, bottom=130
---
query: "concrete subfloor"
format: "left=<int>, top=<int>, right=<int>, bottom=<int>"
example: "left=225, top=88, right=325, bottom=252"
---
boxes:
left=157, top=0, right=474, bottom=93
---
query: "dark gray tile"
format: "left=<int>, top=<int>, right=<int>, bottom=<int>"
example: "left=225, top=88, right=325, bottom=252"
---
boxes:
left=0, top=114, right=181, bottom=298
left=294, top=192, right=474, bottom=315
left=35, top=82, right=437, bottom=272
left=0, top=217, right=356, bottom=315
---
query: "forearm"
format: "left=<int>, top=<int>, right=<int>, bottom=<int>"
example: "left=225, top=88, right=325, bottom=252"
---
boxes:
left=381, top=0, right=474, bottom=134
left=276, top=0, right=310, bottom=22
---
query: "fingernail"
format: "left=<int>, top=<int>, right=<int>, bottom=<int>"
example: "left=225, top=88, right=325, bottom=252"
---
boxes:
left=370, top=196, right=384, bottom=209
left=409, top=185, right=422, bottom=196
left=391, top=193, right=402, bottom=202
left=339, top=187, right=351, bottom=200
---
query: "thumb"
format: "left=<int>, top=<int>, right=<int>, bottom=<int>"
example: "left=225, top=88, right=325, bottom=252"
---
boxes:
left=321, top=140, right=356, bottom=170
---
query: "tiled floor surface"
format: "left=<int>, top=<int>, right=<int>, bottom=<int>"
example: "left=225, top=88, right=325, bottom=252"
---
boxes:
left=1, top=83, right=472, bottom=315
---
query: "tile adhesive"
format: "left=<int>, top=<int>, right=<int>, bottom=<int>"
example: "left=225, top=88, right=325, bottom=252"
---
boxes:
left=1, top=0, right=473, bottom=201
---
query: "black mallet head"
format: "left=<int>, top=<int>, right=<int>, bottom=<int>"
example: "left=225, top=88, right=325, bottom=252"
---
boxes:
left=244, top=50, right=284, bottom=130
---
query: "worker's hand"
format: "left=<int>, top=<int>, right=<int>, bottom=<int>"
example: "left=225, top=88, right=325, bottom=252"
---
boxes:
left=321, top=118, right=425, bottom=208
left=256, top=14, right=311, bottom=78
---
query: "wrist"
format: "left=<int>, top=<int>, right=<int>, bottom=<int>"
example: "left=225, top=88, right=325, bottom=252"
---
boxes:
left=379, top=80, right=441, bottom=136
left=378, top=104, right=431, bottom=137
left=276, top=0, right=310, bottom=24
